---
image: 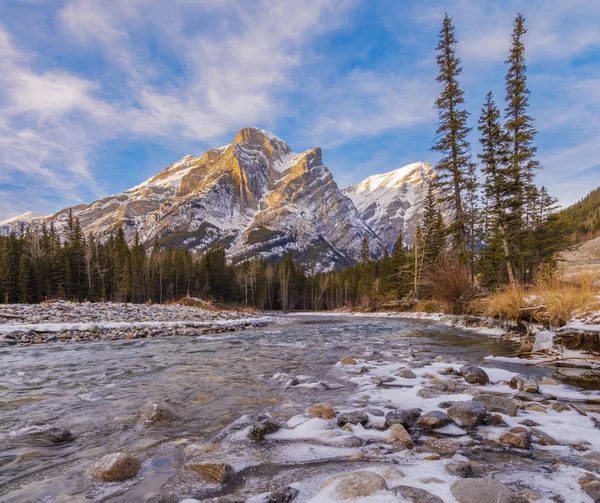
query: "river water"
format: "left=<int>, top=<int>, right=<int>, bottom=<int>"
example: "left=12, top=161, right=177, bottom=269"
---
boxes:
left=0, top=314, right=569, bottom=502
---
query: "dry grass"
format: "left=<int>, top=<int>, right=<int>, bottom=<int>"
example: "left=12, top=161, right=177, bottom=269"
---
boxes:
left=481, top=268, right=600, bottom=327
left=481, top=285, right=528, bottom=322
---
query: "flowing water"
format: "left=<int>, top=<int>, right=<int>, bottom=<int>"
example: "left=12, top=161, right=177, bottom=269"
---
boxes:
left=0, top=314, right=573, bottom=502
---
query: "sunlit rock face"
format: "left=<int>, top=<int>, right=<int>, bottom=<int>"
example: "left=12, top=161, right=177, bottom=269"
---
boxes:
left=344, top=162, right=440, bottom=252
left=7, top=127, right=383, bottom=271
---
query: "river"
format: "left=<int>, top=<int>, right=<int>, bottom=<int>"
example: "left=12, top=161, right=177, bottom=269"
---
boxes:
left=0, top=314, right=591, bottom=502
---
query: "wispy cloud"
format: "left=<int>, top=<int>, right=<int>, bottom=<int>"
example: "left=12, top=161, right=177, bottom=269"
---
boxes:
left=310, top=70, right=437, bottom=147
left=0, top=0, right=357, bottom=218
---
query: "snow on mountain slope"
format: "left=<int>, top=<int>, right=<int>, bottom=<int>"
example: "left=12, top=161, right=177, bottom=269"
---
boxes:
left=2, top=128, right=382, bottom=271
left=0, top=211, right=47, bottom=226
left=344, top=162, right=437, bottom=252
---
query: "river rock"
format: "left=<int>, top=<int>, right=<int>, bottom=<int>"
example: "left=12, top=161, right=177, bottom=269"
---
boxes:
left=510, top=376, right=539, bottom=394
left=185, top=462, right=233, bottom=484
left=137, top=401, right=179, bottom=426
left=392, top=485, right=444, bottom=503
left=283, top=378, right=299, bottom=388
left=417, top=411, right=453, bottom=430
left=387, top=423, right=414, bottom=449
left=395, top=368, right=417, bottom=379
left=579, top=474, right=600, bottom=502
left=452, top=479, right=528, bottom=503
left=500, top=429, right=532, bottom=449
left=337, top=411, right=369, bottom=427
left=418, top=388, right=443, bottom=399
left=265, top=486, right=300, bottom=503
left=530, top=427, right=559, bottom=446
left=447, top=401, right=486, bottom=428
left=384, top=408, right=421, bottom=429
left=524, top=403, right=547, bottom=413
left=305, top=403, right=336, bottom=420
left=473, top=394, right=519, bottom=416
left=92, top=452, right=141, bottom=482
left=11, top=425, right=75, bottom=446
left=483, top=414, right=506, bottom=426
left=321, top=470, right=387, bottom=499
left=445, top=456, right=474, bottom=478
left=460, top=365, right=490, bottom=385
left=248, top=415, right=280, bottom=441
left=340, top=357, right=357, bottom=365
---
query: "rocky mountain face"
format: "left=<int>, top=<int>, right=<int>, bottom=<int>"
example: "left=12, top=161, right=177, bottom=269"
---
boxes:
left=4, top=128, right=386, bottom=270
left=343, top=162, right=437, bottom=252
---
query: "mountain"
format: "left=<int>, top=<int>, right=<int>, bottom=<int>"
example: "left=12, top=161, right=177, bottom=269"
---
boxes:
left=0, top=211, right=47, bottom=226
left=343, top=162, right=437, bottom=252
left=3, top=128, right=382, bottom=271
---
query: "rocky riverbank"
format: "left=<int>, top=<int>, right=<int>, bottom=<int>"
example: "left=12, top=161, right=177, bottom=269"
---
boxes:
left=2, top=314, right=600, bottom=502
left=72, top=352, right=600, bottom=502
left=0, top=301, right=270, bottom=345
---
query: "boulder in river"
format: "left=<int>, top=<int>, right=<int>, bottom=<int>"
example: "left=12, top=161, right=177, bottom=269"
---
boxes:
left=445, top=456, right=474, bottom=478
left=137, top=401, right=179, bottom=426
left=473, top=394, right=519, bottom=416
left=579, top=474, right=600, bottom=503
left=447, top=401, right=486, bottom=428
left=451, top=478, right=527, bottom=503
left=460, top=365, right=490, bottom=385
left=395, top=368, right=417, bottom=379
left=416, top=410, right=453, bottom=430
left=387, top=424, right=414, bottom=449
left=384, top=408, right=421, bottom=429
left=305, top=403, right=336, bottom=420
left=11, top=425, right=74, bottom=446
left=248, top=415, right=280, bottom=441
left=264, top=486, right=300, bottom=503
left=92, top=452, right=141, bottom=482
left=500, top=429, right=531, bottom=449
left=321, top=470, right=387, bottom=499
left=510, top=376, right=539, bottom=394
left=337, top=411, right=369, bottom=427
left=392, top=485, right=444, bottom=503
left=184, top=462, right=233, bottom=484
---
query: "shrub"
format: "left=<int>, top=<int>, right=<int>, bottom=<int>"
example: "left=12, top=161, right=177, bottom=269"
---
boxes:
left=422, top=257, right=478, bottom=314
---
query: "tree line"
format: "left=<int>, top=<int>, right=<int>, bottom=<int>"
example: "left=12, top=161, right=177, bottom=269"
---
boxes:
left=0, top=13, right=573, bottom=310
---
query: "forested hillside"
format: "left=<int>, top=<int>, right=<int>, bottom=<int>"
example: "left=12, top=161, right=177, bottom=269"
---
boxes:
left=559, top=187, right=600, bottom=242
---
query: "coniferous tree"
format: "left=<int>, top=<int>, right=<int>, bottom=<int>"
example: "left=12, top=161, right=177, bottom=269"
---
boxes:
left=432, top=14, right=473, bottom=258
left=422, top=183, right=446, bottom=266
left=504, top=13, right=540, bottom=282
left=391, top=229, right=410, bottom=298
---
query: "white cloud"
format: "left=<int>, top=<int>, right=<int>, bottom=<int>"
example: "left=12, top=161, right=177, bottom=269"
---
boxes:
left=0, top=0, right=357, bottom=219
left=310, top=70, right=436, bottom=147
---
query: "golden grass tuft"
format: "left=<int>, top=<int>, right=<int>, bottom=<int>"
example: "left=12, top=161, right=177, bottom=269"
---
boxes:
left=481, top=285, right=528, bottom=322
left=482, top=267, right=600, bottom=327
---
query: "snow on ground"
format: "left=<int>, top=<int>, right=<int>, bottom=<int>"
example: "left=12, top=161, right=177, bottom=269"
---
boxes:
left=182, top=351, right=600, bottom=502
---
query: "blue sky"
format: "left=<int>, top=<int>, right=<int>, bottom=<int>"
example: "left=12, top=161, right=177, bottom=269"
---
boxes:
left=0, top=0, right=598, bottom=220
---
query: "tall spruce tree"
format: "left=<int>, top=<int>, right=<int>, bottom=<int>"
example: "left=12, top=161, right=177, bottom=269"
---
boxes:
left=504, top=13, right=540, bottom=282
left=478, top=91, right=515, bottom=284
left=432, top=14, right=473, bottom=258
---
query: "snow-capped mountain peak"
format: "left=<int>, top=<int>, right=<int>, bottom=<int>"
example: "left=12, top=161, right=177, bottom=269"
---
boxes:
left=1, top=128, right=386, bottom=271
left=344, top=162, right=436, bottom=251
left=0, top=211, right=47, bottom=226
